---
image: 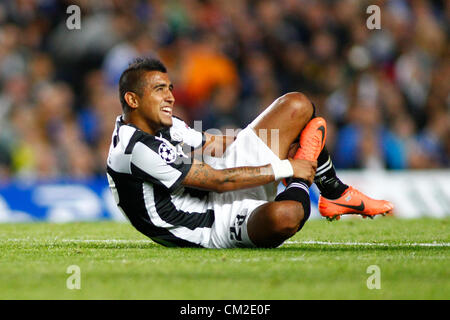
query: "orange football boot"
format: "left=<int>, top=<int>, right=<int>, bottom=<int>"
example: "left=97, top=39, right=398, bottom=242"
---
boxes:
left=319, top=186, right=394, bottom=221
left=283, top=117, right=327, bottom=185
left=294, top=117, right=327, bottom=161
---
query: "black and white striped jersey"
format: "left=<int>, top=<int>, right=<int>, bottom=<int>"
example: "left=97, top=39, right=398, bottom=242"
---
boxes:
left=106, top=115, right=215, bottom=247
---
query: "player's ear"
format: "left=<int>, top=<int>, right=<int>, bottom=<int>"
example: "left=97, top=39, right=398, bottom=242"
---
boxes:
left=124, top=92, right=139, bottom=109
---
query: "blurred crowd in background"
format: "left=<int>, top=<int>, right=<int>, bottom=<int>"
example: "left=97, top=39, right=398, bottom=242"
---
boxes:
left=0, top=0, right=448, bottom=181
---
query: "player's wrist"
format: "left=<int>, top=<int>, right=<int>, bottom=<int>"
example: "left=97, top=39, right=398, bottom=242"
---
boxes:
left=271, top=159, right=294, bottom=180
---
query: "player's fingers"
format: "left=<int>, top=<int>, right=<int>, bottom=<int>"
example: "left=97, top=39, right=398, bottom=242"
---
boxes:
left=308, top=167, right=315, bottom=184
left=311, top=164, right=317, bottom=180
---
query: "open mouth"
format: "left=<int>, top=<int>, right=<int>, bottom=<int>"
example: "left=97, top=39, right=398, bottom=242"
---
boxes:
left=161, top=107, right=172, bottom=116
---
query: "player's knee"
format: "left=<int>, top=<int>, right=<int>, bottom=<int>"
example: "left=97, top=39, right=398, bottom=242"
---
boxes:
left=277, top=92, right=314, bottom=121
left=271, top=202, right=304, bottom=238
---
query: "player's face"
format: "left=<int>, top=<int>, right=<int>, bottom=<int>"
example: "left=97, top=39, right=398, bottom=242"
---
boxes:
left=138, top=71, right=175, bottom=132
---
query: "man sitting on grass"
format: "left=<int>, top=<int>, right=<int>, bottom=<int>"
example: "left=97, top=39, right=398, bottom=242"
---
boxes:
left=106, top=58, right=393, bottom=248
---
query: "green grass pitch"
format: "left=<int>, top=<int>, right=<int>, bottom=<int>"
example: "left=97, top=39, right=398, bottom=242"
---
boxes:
left=0, top=217, right=448, bottom=300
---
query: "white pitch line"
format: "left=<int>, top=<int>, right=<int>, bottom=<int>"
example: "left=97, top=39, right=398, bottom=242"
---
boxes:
left=2, top=238, right=151, bottom=244
left=60, top=239, right=151, bottom=243
left=1, top=239, right=449, bottom=247
left=285, top=240, right=450, bottom=247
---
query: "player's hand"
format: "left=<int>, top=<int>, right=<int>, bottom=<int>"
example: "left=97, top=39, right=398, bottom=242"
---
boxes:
left=288, top=158, right=317, bottom=185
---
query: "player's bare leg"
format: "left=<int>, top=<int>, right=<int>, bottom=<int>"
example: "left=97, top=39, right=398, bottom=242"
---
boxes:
left=245, top=92, right=322, bottom=248
left=250, top=92, right=314, bottom=159
left=247, top=201, right=305, bottom=248
left=245, top=92, right=393, bottom=247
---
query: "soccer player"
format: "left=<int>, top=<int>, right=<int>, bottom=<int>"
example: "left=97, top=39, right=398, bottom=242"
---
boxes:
left=106, top=58, right=393, bottom=248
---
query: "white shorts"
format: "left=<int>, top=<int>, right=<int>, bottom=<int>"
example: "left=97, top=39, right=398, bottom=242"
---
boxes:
left=204, top=126, right=282, bottom=249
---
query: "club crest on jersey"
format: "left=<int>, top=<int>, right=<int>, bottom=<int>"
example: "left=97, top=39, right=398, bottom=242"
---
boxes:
left=158, top=142, right=177, bottom=164
left=156, top=134, right=188, bottom=163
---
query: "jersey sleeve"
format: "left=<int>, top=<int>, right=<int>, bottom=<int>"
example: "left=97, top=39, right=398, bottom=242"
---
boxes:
left=129, top=135, right=193, bottom=192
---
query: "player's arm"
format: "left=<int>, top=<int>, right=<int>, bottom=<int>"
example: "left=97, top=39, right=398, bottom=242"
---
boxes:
left=182, top=158, right=317, bottom=193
